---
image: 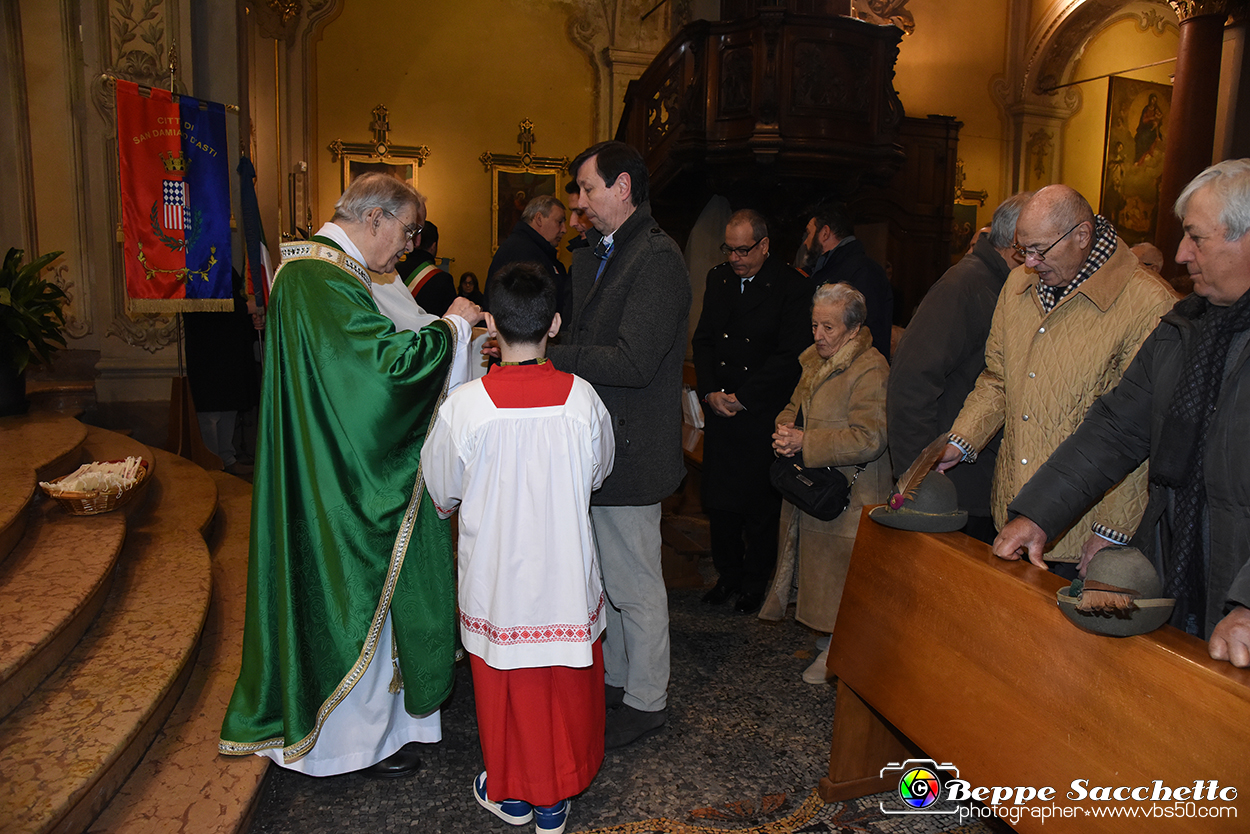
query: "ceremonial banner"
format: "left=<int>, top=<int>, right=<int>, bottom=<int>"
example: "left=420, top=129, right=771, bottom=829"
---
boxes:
left=237, top=155, right=274, bottom=305
left=116, top=79, right=233, bottom=312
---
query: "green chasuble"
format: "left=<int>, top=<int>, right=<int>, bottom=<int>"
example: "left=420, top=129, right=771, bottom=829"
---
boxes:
left=219, top=237, right=458, bottom=763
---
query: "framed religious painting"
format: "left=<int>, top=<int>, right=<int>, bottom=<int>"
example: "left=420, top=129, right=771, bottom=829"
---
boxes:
left=490, top=167, right=561, bottom=252
left=480, top=120, right=569, bottom=253
left=342, top=154, right=418, bottom=192
left=1099, top=76, right=1171, bottom=245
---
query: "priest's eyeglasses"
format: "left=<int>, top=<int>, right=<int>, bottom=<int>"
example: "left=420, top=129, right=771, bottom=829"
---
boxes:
left=720, top=240, right=762, bottom=258
left=1013, top=221, right=1082, bottom=262
left=383, top=209, right=423, bottom=242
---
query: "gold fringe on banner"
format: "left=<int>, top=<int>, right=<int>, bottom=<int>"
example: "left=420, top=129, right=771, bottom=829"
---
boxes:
left=126, top=297, right=235, bottom=314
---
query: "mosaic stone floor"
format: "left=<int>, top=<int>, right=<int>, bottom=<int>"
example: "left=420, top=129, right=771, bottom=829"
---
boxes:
left=246, top=564, right=1012, bottom=834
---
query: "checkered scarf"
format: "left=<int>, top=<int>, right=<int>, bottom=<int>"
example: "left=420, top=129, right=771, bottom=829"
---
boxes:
left=1036, top=214, right=1118, bottom=314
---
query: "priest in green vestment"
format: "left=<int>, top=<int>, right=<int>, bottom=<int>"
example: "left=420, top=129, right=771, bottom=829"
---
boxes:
left=219, top=173, right=483, bottom=776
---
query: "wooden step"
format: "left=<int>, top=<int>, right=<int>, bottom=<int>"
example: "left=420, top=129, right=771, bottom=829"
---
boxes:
left=0, top=499, right=126, bottom=722
left=0, top=444, right=216, bottom=834
left=0, top=413, right=88, bottom=565
left=89, top=471, right=269, bottom=834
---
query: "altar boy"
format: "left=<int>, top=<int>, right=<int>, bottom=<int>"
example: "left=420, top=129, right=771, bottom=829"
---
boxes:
left=423, top=265, right=614, bottom=834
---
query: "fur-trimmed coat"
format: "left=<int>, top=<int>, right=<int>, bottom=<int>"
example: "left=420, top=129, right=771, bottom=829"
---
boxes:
left=759, top=328, right=893, bottom=632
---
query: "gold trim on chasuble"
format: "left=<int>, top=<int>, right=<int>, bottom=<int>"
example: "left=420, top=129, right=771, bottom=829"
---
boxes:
left=275, top=240, right=372, bottom=289
left=218, top=299, right=459, bottom=763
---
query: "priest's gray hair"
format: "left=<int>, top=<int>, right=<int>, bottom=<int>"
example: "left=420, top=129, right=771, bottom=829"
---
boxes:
left=988, top=192, right=1033, bottom=249
left=1176, top=158, right=1250, bottom=242
left=812, top=282, right=866, bottom=330
left=332, top=173, right=425, bottom=224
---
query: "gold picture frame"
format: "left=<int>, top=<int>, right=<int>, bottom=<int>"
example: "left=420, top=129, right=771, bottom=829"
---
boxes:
left=480, top=119, right=569, bottom=253
left=488, top=166, right=563, bottom=253
left=341, top=154, right=419, bottom=192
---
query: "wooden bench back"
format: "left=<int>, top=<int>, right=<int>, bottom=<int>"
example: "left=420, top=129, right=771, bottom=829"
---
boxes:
left=826, top=510, right=1250, bottom=832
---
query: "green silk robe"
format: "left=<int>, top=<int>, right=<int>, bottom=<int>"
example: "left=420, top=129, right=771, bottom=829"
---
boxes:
left=219, top=237, right=458, bottom=763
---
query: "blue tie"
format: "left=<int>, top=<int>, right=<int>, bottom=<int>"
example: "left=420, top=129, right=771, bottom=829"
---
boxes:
left=594, top=239, right=613, bottom=281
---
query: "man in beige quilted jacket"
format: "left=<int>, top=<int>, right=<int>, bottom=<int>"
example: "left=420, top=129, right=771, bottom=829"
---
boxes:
left=936, top=185, right=1176, bottom=574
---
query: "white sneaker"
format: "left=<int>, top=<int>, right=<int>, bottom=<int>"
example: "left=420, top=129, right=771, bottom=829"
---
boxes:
left=815, top=633, right=831, bottom=651
left=802, top=646, right=832, bottom=684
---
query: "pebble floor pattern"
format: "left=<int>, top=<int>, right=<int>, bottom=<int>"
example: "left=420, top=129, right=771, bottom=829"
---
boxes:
left=246, top=566, right=1011, bottom=834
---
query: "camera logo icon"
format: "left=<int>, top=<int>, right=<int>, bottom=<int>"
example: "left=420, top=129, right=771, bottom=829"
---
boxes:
left=898, top=766, right=942, bottom=808
left=879, top=758, right=959, bottom=815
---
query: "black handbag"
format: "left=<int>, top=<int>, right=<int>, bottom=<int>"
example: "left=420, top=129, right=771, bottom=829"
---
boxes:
left=769, top=407, right=861, bottom=521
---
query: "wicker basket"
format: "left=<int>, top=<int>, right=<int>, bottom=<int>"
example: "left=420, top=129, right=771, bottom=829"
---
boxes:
left=41, top=458, right=151, bottom=516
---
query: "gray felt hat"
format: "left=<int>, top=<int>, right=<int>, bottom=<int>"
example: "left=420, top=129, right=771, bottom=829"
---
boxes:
left=868, top=471, right=968, bottom=533
left=1056, top=546, right=1175, bottom=637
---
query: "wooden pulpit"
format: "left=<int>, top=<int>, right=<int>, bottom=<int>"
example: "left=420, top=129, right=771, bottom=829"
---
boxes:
left=822, top=510, right=1250, bottom=832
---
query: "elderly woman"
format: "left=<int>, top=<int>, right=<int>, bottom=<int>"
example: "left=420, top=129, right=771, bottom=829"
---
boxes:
left=759, top=282, right=892, bottom=684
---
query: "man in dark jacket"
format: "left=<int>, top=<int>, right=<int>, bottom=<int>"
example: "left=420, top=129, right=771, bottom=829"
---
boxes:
left=692, top=209, right=810, bottom=613
left=996, top=159, right=1250, bottom=667
left=802, top=204, right=893, bottom=359
left=886, top=193, right=1029, bottom=542
left=548, top=140, right=691, bottom=748
left=484, top=194, right=569, bottom=315
left=396, top=220, right=457, bottom=316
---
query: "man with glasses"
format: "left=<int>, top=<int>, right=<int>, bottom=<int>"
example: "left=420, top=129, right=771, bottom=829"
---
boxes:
left=220, top=172, right=483, bottom=776
left=692, top=210, right=810, bottom=614
left=998, top=160, right=1250, bottom=665
left=936, top=184, right=1175, bottom=572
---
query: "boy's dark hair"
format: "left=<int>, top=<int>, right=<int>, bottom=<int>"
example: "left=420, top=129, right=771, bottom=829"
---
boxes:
left=489, top=263, right=557, bottom=344
left=569, top=141, right=649, bottom=206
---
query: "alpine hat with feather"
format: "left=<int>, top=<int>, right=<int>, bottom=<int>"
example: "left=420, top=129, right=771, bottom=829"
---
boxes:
left=1056, top=546, right=1175, bottom=637
left=869, top=435, right=968, bottom=533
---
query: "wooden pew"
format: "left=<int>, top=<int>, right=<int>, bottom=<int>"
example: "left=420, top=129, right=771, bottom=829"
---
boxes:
left=822, top=510, right=1250, bottom=832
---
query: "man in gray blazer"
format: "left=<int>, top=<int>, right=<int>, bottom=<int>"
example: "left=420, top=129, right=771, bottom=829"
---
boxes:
left=548, top=141, right=691, bottom=748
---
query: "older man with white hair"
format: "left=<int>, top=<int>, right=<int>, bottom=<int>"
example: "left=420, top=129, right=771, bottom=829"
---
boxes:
left=997, top=159, right=1250, bottom=667
left=220, top=172, right=483, bottom=776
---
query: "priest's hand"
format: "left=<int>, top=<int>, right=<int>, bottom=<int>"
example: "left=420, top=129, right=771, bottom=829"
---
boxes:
left=993, top=516, right=1049, bottom=570
left=1209, top=606, right=1250, bottom=668
left=445, top=296, right=483, bottom=326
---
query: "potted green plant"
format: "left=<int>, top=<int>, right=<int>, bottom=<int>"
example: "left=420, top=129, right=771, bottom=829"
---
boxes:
left=0, top=247, right=67, bottom=416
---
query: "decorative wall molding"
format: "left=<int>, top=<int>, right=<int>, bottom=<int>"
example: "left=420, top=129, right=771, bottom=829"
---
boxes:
left=994, top=0, right=1179, bottom=193
left=564, top=0, right=673, bottom=141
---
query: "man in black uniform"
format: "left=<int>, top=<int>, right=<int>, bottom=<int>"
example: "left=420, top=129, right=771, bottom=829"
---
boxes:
left=692, top=209, right=811, bottom=613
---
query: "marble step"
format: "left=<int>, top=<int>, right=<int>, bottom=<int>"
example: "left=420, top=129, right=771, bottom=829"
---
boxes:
left=89, top=471, right=269, bottom=834
left=0, top=443, right=216, bottom=834
left=0, top=413, right=87, bottom=565
left=0, top=499, right=126, bottom=723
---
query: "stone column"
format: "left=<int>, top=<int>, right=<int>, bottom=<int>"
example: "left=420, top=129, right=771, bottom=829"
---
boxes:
left=1156, top=1, right=1247, bottom=285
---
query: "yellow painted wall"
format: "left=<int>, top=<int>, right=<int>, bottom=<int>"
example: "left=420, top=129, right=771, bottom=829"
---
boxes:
left=1060, top=15, right=1177, bottom=218
left=893, top=0, right=1010, bottom=227
left=313, top=0, right=594, bottom=282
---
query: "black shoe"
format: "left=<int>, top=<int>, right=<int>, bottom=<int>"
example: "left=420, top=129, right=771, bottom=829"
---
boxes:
left=734, top=589, right=764, bottom=614
left=702, top=580, right=738, bottom=605
left=604, top=705, right=667, bottom=749
left=605, top=684, right=626, bottom=708
left=360, top=743, right=422, bottom=778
